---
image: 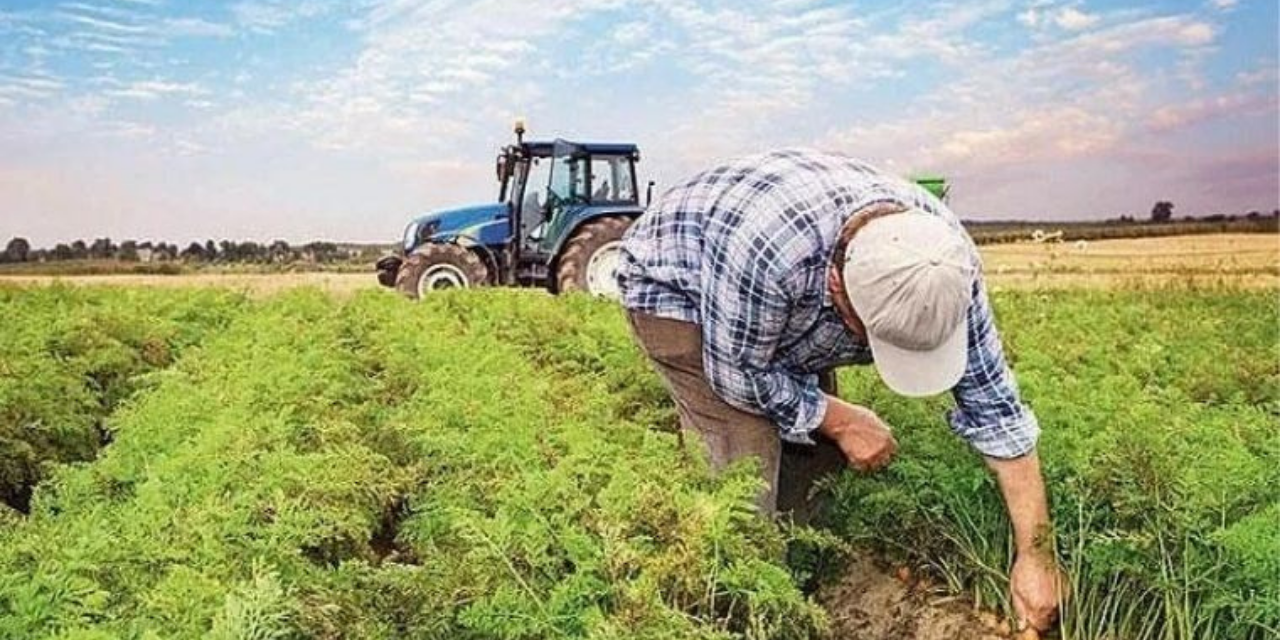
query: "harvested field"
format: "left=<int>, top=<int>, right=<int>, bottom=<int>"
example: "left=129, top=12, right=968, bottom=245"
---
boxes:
left=2, top=233, right=1276, bottom=293
left=981, top=233, right=1278, bottom=289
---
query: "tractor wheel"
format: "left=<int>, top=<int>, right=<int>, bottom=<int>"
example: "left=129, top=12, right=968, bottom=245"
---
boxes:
left=556, top=216, right=632, bottom=298
left=394, top=243, right=490, bottom=299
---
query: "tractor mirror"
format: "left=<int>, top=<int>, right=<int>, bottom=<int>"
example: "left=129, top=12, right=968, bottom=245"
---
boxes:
left=646, top=181, right=656, bottom=207
left=495, top=155, right=508, bottom=182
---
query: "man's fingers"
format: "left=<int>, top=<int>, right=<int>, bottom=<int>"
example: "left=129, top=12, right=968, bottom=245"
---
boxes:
left=1013, top=596, right=1054, bottom=632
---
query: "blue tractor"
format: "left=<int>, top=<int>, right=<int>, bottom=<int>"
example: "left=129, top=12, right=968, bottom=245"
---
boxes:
left=376, top=121, right=650, bottom=298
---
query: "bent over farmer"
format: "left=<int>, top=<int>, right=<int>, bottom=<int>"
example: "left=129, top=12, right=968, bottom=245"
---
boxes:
left=616, top=149, right=1061, bottom=632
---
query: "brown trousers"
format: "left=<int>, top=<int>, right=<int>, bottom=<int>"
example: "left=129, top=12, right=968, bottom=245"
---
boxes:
left=627, top=310, right=847, bottom=520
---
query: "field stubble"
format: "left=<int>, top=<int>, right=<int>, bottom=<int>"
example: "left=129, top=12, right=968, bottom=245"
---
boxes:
left=0, top=234, right=1275, bottom=295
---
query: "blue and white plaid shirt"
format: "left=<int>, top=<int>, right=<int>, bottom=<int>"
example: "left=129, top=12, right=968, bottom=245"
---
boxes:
left=617, top=149, right=1038, bottom=459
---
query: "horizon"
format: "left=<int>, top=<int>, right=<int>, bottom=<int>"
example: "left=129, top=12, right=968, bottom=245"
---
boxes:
left=1, top=0, right=1278, bottom=247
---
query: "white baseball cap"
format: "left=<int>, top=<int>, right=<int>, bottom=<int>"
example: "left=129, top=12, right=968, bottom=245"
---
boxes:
left=842, top=210, right=978, bottom=397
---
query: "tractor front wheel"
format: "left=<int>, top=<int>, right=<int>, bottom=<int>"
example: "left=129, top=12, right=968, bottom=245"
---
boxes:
left=556, top=216, right=632, bottom=298
left=394, top=244, right=490, bottom=299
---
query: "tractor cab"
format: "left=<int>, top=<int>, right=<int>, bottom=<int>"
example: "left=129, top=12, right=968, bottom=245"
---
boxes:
left=496, top=134, right=644, bottom=284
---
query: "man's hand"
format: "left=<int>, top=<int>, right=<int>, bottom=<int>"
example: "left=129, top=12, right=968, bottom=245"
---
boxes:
left=1011, top=550, right=1064, bottom=632
left=818, top=396, right=897, bottom=471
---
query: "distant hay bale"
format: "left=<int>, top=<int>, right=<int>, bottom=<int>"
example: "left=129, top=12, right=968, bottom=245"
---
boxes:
left=1031, top=229, right=1065, bottom=244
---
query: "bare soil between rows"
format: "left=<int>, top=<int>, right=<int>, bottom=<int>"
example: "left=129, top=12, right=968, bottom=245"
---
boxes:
left=820, top=556, right=1009, bottom=640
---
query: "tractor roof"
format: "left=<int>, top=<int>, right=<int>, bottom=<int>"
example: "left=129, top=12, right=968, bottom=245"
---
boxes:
left=523, top=140, right=639, bottom=158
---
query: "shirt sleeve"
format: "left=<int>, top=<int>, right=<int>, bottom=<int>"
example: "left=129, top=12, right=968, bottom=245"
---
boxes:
left=698, top=230, right=827, bottom=445
left=948, top=278, right=1040, bottom=458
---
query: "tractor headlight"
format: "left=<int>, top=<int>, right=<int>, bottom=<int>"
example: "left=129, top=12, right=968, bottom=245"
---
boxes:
left=402, top=221, right=420, bottom=251
left=403, top=220, right=441, bottom=252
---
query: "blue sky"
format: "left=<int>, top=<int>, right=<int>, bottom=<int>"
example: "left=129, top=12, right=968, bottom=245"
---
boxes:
left=0, top=0, right=1276, bottom=246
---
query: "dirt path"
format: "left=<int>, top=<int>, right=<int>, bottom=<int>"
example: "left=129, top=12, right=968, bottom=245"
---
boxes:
left=820, top=556, right=1008, bottom=640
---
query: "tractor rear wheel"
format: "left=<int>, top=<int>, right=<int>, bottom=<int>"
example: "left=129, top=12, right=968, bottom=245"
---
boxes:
left=556, top=216, right=632, bottom=298
left=394, top=243, right=490, bottom=299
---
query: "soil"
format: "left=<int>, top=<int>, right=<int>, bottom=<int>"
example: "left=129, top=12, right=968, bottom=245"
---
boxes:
left=820, top=555, right=1008, bottom=640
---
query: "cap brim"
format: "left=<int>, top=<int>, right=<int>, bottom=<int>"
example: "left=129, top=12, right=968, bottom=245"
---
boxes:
left=866, top=320, right=968, bottom=397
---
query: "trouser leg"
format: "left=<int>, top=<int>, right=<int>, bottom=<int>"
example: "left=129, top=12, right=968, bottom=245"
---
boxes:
left=776, top=368, right=847, bottom=524
left=626, top=310, right=782, bottom=513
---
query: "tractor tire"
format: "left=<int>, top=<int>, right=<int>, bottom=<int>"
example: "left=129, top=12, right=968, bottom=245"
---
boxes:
left=556, top=216, right=632, bottom=298
left=394, top=243, right=490, bottom=299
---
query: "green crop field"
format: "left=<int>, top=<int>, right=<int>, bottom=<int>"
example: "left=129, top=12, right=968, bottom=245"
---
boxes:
left=0, top=285, right=1275, bottom=640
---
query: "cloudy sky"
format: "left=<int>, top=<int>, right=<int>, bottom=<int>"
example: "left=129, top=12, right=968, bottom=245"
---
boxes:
left=0, top=0, right=1276, bottom=246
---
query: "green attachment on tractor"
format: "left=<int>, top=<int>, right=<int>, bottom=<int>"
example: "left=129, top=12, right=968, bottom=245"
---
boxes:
left=912, top=175, right=950, bottom=201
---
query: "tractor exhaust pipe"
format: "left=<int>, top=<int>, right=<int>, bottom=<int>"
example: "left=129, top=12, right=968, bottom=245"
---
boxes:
left=514, top=117, right=526, bottom=145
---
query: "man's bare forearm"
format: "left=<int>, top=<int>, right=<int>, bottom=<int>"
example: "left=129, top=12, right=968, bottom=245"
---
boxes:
left=986, top=450, right=1051, bottom=555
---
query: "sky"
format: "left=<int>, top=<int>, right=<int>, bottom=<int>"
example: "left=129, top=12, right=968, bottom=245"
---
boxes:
left=0, top=0, right=1276, bottom=246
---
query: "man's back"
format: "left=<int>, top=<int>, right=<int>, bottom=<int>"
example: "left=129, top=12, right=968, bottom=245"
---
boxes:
left=618, top=149, right=956, bottom=324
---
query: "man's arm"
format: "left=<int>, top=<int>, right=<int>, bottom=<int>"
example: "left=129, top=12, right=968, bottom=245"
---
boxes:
left=950, top=279, right=1061, bottom=631
left=989, top=451, right=1060, bottom=632
left=699, top=256, right=828, bottom=443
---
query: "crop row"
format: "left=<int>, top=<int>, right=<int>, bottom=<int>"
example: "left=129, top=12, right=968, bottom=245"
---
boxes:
left=0, top=287, right=246, bottom=513
left=0, top=289, right=821, bottom=639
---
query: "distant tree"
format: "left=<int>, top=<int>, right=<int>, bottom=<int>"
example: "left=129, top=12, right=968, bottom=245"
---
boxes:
left=3, top=237, right=30, bottom=263
left=1151, top=201, right=1174, bottom=223
left=268, top=240, right=292, bottom=263
left=181, top=242, right=207, bottom=261
left=302, top=241, right=340, bottom=263
left=118, top=240, right=139, bottom=261
left=89, top=237, right=116, bottom=260
left=239, top=241, right=264, bottom=263
left=70, top=240, right=88, bottom=259
left=204, top=240, right=218, bottom=260
left=52, top=243, right=74, bottom=260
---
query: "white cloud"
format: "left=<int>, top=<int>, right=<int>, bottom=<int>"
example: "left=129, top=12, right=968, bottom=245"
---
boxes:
left=1148, top=93, right=1278, bottom=132
left=1210, top=0, right=1238, bottom=10
left=163, top=17, right=234, bottom=38
left=1054, top=7, right=1099, bottom=30
left=0, top=74, right=64, bottom=100
left=231, top=0, right=332, bottom=34
left=106, top=79, right=208, bottom=100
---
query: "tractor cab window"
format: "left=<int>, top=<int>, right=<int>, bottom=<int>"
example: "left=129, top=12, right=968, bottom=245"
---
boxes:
left=589, top=155, right=635, bottom=203
left=517, top=156, right=553, bottom=242
left=548, top=145, right=589, bottom=209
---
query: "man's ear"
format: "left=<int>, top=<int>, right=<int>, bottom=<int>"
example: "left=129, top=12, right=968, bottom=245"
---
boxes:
left=827, top=264, right=843, bottom=295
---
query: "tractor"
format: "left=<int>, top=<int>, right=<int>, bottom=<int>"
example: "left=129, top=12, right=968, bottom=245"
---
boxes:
left=375, top=121, right=649, bottom=299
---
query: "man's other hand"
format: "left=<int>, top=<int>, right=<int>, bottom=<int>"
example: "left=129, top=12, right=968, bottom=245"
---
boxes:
left=819, top=397, right=897, bottom=471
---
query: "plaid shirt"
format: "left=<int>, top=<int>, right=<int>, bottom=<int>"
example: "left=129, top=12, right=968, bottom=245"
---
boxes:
left=617, top=149, right=1038, bottom=459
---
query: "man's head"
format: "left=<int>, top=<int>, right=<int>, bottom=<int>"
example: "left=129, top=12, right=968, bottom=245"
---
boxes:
left=838, top=209, right=978, bottom=396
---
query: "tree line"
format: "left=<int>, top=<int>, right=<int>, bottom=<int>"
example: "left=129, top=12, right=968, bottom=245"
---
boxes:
left=0, top=237, right=373, bottom=265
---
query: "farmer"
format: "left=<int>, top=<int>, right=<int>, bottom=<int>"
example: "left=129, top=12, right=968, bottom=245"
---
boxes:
left=616, top=149, right=1061, bottom=632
